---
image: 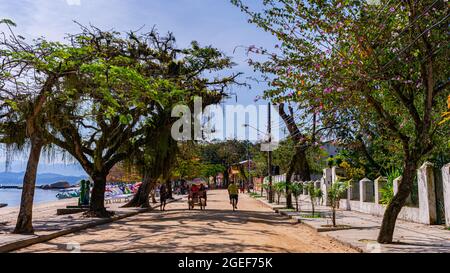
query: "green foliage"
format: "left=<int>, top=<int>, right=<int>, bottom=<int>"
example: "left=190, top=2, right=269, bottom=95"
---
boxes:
left=201, top=164, right=226, bottom=180
left=380, top=168, right=403, bottom=205
left=288, top=182, right=304, bottom=211
left=274, top=182, right=286, bottom=194
left=274, top=181, right=286, bottom=204
left=288, top=183, right=303, bottom=198
left=328, top=180, right=350, bottom=207
left=272, top=139, right=295, bottom=173
left=232, top=0, right=449, bottom=232
left=327, top=157, right=334, bottom=168
left=0, top=18, right=16, bottom=27
left=306, top=183, right=322, bottom=200
left=251, top=139, right=327, bottom=178
left=327, top=179, right=350, bottom=227
left=249, top=192, right=263, bottom=198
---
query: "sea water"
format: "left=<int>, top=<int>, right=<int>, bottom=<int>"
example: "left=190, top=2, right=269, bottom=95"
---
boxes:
left=0, top=188, right=60, bottom=207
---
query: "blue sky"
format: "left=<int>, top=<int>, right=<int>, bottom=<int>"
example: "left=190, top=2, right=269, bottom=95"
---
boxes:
left=0, top=0, right=282, bottom=175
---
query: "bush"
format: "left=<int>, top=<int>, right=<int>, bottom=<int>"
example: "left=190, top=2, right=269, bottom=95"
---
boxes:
left=328, top=180, right=350, bottom=227
left=274, top=182, right=286, bottom=204
left=380, top=168, right=402, bottom=205
left=289, top=182, right=303, bottom=211
left=306, top=183, right=322, bottom=216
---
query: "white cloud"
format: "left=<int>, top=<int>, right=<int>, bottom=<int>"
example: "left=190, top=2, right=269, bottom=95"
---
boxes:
left=66, top=0, right=81, bottom=6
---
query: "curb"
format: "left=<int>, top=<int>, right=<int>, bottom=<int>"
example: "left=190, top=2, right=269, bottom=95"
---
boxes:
left=0, top=198, right=182, bottom=253
left=251, top=195, right=365, bottom=253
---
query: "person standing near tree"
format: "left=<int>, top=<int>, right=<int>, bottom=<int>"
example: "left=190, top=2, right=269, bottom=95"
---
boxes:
left=159, top=183, right=168, bottom=211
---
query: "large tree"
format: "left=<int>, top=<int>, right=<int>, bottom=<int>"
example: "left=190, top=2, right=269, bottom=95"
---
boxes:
left=46, top=26, right=163, bottom=216
left=121, top=31, right=240, bottom=208
left=233, top=0, right=449, bottom=243
left=0, top=19, right=85, bottom=233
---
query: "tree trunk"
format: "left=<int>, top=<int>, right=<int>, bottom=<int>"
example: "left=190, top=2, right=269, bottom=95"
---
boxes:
left=151, top=189, right=157, bottom=203
left=332, top=207, right=336, bottom=227
left=14, top=136, right=43, bottom=234
left=377, top=158, right=418, bottom=243
left=123, top=171, right=155, bottom=208
left=286, top=146, right=311, bottom=209
left=285, top=166, right=294, bottom=209
left=88, top=172, right=112, bottom=217
left=166, top=179, right=173, bottom=199
left=295, top=197, right=299, bottom=212
left=223, top=168, right=230, bottom=188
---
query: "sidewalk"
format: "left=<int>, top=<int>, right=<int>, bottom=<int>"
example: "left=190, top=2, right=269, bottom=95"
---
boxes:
left=0, top=196, right=182, bottom=253
left=250, top=193, right=450, bottom=253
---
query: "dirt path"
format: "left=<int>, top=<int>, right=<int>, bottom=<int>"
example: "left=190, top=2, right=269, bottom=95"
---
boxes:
left=15, top=190, right=356, bottom=253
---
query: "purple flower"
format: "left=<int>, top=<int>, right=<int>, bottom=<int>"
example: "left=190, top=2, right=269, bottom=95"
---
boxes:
left=389, top=7, right=395, bottom=13
left=324, top=87, right=333, bottom=94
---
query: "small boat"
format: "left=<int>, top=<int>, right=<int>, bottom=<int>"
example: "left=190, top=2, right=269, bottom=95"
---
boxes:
left=0, top=203, right=7, bottom=208
left=56, top=188, right=81, bottom=200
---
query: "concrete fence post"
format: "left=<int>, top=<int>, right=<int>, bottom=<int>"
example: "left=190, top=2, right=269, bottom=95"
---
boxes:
left=322, top=168, right=332, bottom=206
left=442, top=164, right=450, bottom=227
left=418, top=162, right=437, bottom=225
left=347, top=181, right=353, bottom=200
left=393, top=176, right=401, bottom=195
left=374, top=177, right=387, bottom=204
left=360, top=178, right=374, bottom=203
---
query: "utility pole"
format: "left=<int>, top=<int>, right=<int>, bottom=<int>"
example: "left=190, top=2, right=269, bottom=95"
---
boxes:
left=247, top=142, right=251, bottom=193
left=268, top=102, right=274, bottom=203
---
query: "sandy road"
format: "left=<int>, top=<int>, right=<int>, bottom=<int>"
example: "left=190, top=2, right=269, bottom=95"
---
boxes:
left=16, top=190, right=356, bottom=253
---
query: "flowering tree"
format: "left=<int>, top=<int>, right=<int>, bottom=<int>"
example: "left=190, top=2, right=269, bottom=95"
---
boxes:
left=233, top=0, right=449, bottom=243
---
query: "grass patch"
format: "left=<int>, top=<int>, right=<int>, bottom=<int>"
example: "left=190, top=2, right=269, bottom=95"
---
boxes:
left=359, top=239, right=377, bottom=243
left=249, top=193, right=263, bottom=198
left=321, top=225, right=352, bottom=229
left=301, top=213, right=323, bottom=219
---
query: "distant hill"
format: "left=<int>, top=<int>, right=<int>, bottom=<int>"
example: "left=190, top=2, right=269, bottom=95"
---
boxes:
left=0, top=172, right=88, bottom=186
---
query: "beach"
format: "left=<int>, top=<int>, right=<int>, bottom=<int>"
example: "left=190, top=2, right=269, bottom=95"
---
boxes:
left=0, top=198, right=78, bottom=226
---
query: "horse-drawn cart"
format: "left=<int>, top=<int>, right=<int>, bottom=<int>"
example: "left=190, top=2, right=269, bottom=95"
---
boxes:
left=188, top=191, right=207, bottom=210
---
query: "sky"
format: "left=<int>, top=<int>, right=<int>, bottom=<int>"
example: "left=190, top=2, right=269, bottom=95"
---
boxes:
left=0, top=0, right=283, bottom=175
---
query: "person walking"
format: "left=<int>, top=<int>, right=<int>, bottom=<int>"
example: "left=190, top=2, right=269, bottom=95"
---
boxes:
left=228, top=181, right=239, bottom=210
